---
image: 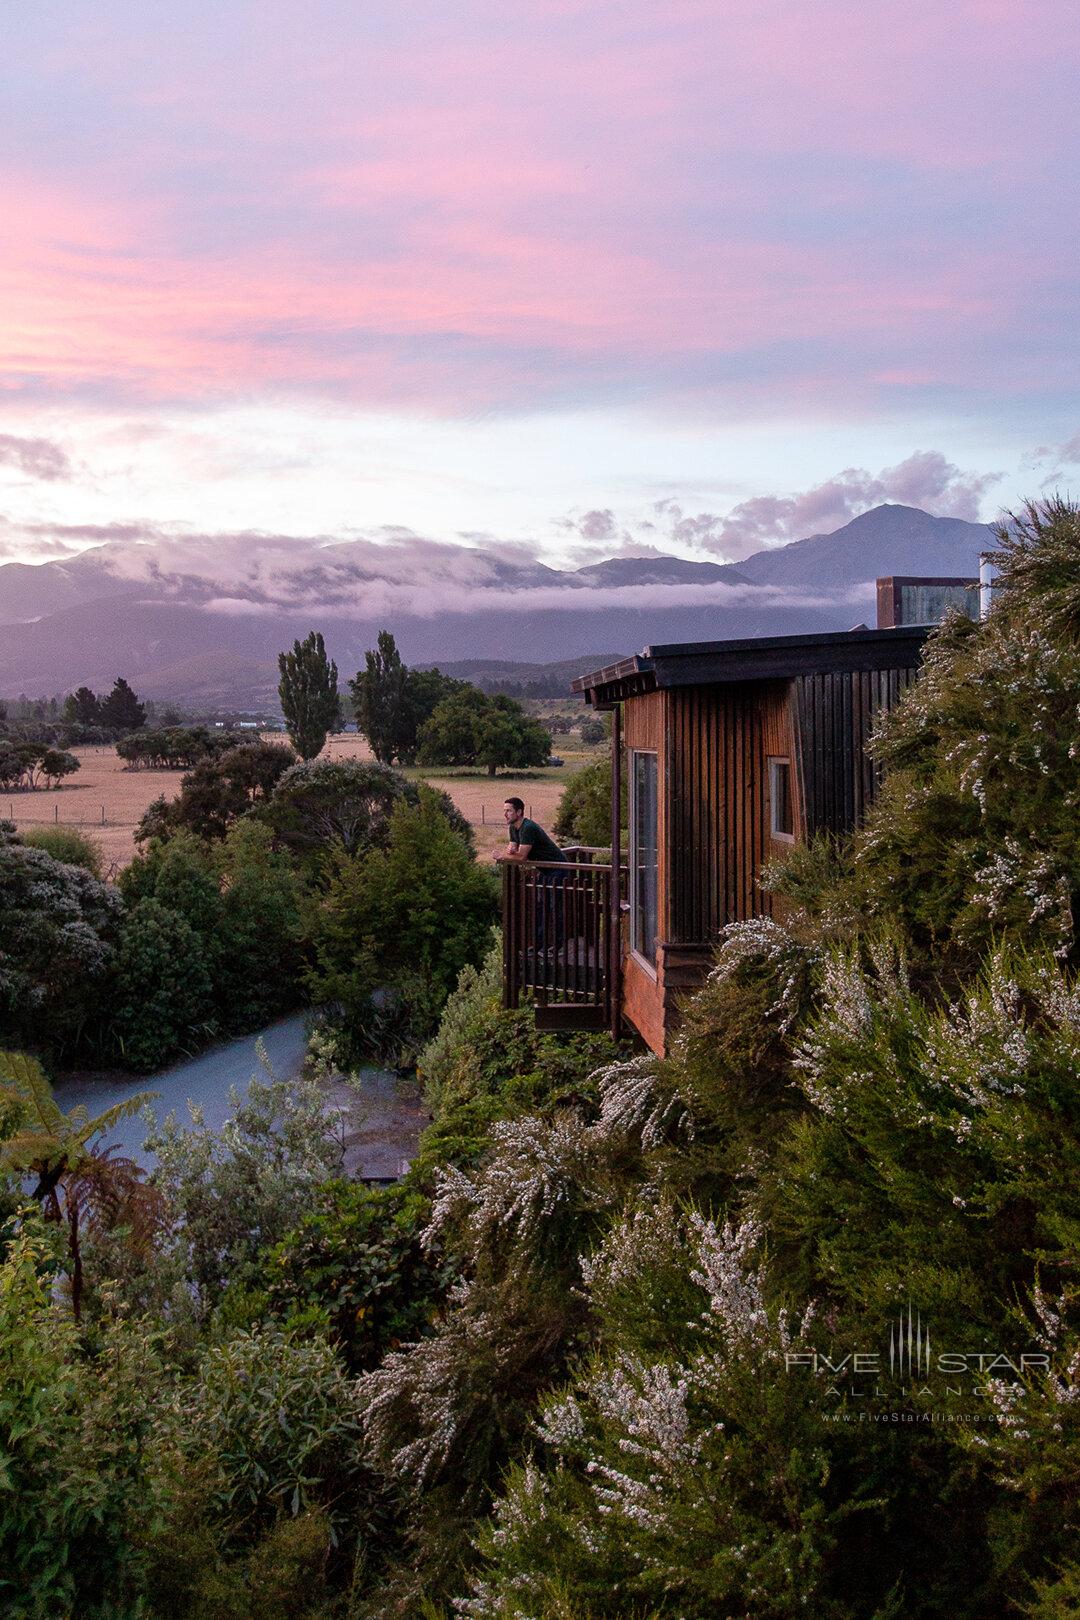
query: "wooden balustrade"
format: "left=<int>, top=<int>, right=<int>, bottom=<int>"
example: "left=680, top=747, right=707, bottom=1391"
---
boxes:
left=502, top=859, right=623, bottom=1033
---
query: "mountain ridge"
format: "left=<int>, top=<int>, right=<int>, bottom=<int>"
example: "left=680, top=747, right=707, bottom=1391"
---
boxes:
left=0, top=504, right=994, bottom=703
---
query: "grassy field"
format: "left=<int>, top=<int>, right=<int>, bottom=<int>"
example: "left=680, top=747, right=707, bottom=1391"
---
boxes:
left=5, top=733, right=605, bottom=872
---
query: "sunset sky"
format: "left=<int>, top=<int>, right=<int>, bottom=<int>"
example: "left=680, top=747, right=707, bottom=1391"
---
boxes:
left=2, top=0, right=1078, bottom=569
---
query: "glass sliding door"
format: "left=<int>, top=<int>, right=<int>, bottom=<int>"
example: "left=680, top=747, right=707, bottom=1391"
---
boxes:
left=631, top=750, right=659, bottom=966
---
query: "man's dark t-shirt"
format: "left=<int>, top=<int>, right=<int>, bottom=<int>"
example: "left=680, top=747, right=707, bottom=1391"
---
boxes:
left=510, top=818, right=566, bottom=862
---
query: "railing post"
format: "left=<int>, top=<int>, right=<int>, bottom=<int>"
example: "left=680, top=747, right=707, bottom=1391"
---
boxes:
left=501, top=862, right=514, bottom=1008
left=609, top=705, right=622, bottom=1039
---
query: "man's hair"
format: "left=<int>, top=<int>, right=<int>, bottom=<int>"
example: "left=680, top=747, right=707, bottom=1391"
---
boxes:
left=504, top=796, right=525, bottom=813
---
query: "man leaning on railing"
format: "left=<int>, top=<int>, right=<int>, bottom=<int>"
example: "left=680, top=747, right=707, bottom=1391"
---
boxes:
left=494, top=797, right=568, bottom=968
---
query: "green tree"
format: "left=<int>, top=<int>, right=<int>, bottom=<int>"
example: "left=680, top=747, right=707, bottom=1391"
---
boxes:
left=0, top=829, right=121, bottom=1054
left=554, top=756, right=626, bottom=846
left=262, top=756, right=473, bottom=861
left=112, top=898, right=216, bottom=1070
left=0, top=1217, right=163, bottom=1615
left=418, top=689, right=551, bottom=776
left=305, top=787, right=498, bottom=1059
left=134, top=740, right=295, bottom=843
left=0, top=1050, right=159, bottom=1318
left=65, top=685, right=102, bottom=726
left=350, top=629, right=410, bottom=763
left=100, top=675, right=146, bottom=733
left=39, top=746, right=79, bottom=788
left=349, top=630, right=464, bottom=764
left=277, top=631, right=339, bottom=760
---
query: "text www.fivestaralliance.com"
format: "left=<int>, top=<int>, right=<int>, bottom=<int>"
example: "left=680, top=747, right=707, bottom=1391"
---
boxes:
left=822, top=1411, right=997, bottom=1424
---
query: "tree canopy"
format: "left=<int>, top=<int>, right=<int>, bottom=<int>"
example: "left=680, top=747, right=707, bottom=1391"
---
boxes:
left=99, top=676, right=146, bottom=733
left=417, top=688, right=551, bottom=776
left=278, top=631, right=339, bottom=760
left=349, top=629, right=463, bottom=764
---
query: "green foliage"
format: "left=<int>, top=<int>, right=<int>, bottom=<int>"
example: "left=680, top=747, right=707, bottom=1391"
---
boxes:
left=18, top=824, right=103, bottom=877
left=0, top=740, right=79, bottom=791
left=417, top=937, right=621, bottom=1126
left=0, top=1049, right=163, bottom=1317
left=146, top=1070, right=344, bottom=1315
left=99, top=675, right=146, bottom=733
left=120, top=821, right=302, bottom=1039
left=135, top=739, right=296, bottom=843
left=305, top=787, right=498, bottom=1061
left=768, top=500, right=1080, bottom=982
left=66, top=684, right=102, bottom=726
left=277, top=630, right=340, bottom=761
left=418, top=688, right=552, bottom=776
left=0, top=832, right=121, bottom=1054
left=553, top=755, right=626, bottom=846
left=145, top=1326, right=380, bottom=1615
left=268, top=1179, right=450, bottom=1373
left=0, top=1216, right=163, bottom=1618
left=349, top=628, right=464, bottom=765
left=168, top=1324, right=370, bottom=1531
left=112, top=898, right=216, bottom=1070
left=264, top=755, right=412, bottom=857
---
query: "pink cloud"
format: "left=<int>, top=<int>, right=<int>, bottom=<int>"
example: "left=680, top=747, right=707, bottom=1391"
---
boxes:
left=0, top=1, right=1077, bottom=417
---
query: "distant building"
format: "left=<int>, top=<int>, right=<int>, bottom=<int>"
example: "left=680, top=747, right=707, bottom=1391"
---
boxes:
left=875, top=575, right=979, bottom=628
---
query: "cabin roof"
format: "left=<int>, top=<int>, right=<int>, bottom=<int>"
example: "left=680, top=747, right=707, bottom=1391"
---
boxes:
left=571, top=624, right=930, bottom=706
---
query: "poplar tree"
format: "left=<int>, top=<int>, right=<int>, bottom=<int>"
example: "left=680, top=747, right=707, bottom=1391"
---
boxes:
left=278, top=631, right=339, bottom=761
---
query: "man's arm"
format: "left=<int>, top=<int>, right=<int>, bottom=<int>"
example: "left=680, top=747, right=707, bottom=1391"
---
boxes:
left=493, top=841, right=533, bottom=863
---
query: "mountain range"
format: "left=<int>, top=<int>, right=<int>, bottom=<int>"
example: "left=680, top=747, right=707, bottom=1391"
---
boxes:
left=0, top=504, right=995, bottom=706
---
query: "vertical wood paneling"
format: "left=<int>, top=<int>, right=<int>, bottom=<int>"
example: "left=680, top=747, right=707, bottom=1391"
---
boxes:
left=795, top=662, right=920, bottom=839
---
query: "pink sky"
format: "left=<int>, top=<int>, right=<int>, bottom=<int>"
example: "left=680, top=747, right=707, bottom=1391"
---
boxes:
left=0, top=0, right=1078, bottom=561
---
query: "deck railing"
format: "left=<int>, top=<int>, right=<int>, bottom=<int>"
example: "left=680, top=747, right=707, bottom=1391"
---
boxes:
left=502, top=858, right=623, bottom=1032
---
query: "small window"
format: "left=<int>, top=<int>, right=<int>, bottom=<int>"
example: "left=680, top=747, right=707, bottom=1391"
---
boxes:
left=769, top=757, right=794, bottom=841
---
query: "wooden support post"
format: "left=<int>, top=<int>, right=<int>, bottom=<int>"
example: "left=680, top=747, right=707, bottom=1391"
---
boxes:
left=609, top=704, right=622, bottom=1040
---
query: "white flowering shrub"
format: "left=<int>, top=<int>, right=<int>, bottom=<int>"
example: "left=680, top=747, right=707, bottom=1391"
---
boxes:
left=459, top=1223, right=833, bottom=1619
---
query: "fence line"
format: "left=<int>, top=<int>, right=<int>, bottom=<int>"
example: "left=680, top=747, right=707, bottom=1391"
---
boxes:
left=7, top=801, right=539, bottom=830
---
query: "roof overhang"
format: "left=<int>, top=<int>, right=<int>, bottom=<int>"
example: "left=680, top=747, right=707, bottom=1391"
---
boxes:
left=571, top=625, right=930, bottom=707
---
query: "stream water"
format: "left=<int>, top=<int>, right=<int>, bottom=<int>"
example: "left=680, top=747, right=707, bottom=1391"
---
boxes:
left=52, top=1013, right=426, bottom=1180
left=52, top=1014, right=311, bottom=1167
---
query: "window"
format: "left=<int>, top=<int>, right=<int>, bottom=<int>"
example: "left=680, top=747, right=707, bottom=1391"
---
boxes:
left=768, top=757, right=794, bottom=841
left=631, top=751, right=659, bottom=966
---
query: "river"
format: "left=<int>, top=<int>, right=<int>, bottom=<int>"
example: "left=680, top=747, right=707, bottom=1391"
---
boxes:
left=52, top=1013, right=427, bottom=1181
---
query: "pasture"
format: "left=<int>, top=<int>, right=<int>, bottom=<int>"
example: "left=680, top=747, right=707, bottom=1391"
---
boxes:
left=5, top=733, right=601, bottom=871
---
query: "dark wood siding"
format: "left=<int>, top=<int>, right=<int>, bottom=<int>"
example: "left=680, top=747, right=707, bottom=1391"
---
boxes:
left=795, top=667, right=918, bottom=838
left=666, top=680, right=797, bottom=943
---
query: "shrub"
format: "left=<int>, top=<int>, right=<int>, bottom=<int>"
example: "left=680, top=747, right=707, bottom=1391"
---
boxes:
left=0, top=1217, right=163, bottom=1617
left=553, top=756, right=625, bottom=847
left=146, top=1070, right=344, bottom=1314
left=417, top=937, right=622, bottom=1129
left=263, top=756, right=472, bottom=861
left=17, top=824, right=104, bottom=877
left=134, top=741, right=296, bottom=843
left=267, top=1179, right=451, bottom=1373
left=145, top=1326, right=381, bottom=1615
left=120, top=823, right=302, bottom=1037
